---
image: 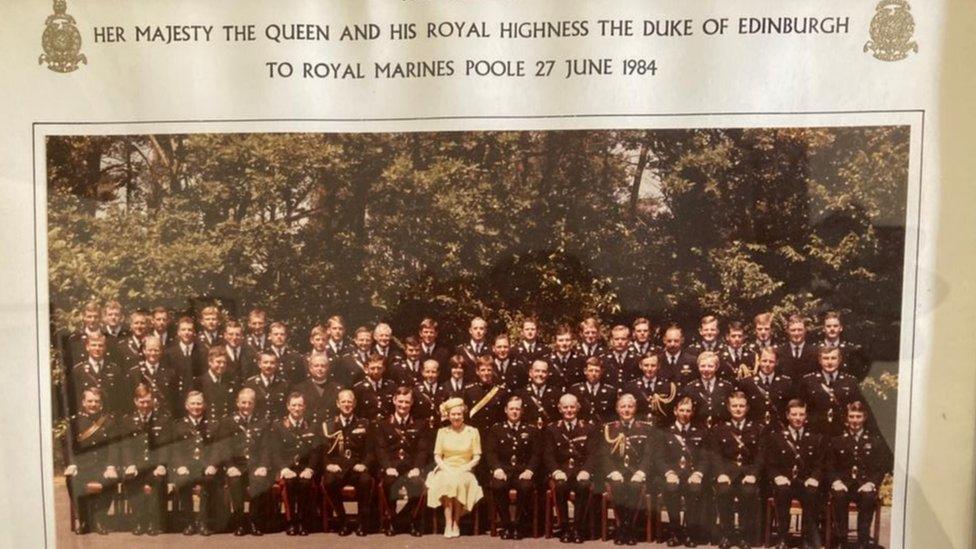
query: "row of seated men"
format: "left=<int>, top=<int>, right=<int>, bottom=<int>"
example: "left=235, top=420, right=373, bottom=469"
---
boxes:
left=64, top=349, right=890, bottom=548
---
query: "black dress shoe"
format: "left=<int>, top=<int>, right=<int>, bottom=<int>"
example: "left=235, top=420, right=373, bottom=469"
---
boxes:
left=626, top=533, right=637, bottom=545
left=355, top=524, right=367, bottom=536
left=132, top=524, right=145, bottom=536
left=93, top=522, right=109, bottom=535
left=75, top=521, right=89, bottom=535
left=572, top=529, right=585, bottom=543
left=409, top=524, right=423, bottom=537
left=286, top=524, right=297, bottom=536
left=183, top=523, right=196, bottom=535
left=512, top=527, right=524, bottom=540
left=385, top=523, right=397, bottom=536
left=146, top=525, right=160, bottom=536
left=250, top=522, right=263, bottom=536
left=198, top=524, right=212, bottom=536
left=560, top=529, right=572, bottom=543
left=684, top=534, right=697, bottom=548
left=500, top=527, right=513, bottom=540
left=339, top=522, right=353, bottom=536
left=298, top=524, right=309, bottom=536
left=718, top=537, right=732, bottom=549
left=234, top=525, right=248, bottom=536
left=668, top=535, right=682, bottom=547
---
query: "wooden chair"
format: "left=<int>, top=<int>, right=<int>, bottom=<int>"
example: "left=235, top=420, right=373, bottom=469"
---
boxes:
left=488, top=487, right=540, bottom=537
left=599, top=484, right=653, bottom=542
left=763, top=496, right=829, bottom=547
left=824, top=492, right=883, bottom=548
left=376, top=481, right=430, bottom=534
left=544, top=479, right=598, bottom=539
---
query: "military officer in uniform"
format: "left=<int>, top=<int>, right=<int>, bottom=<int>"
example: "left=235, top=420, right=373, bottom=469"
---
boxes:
left=325, top=315, right=352, bottom=361
left=335, top=326, right=373, bottom=389
left=548, top=324, right=585, bottom=387
left=799, top=347, right=866, bottom=437
left=291, top=353, right=342, bottom=426
left=827, top=401, right=891, bottom=548
left=485, top=396, right=542, bottom=540
left=243, top=350, right=289, bottom=421
left=268, top=392, right=318, bottom=536
left=163, top=316, right=207, bottom=401
left=624, top=353, right=677, bottom=428
left=747, top=312, right=778, bottom=354
left=687, top=315, right=722, bottom=357
left=267, top=321, right=305, bottom=385
left=463, top=356, right=510, bottom=434
left=63, top=301, right=102, bottom=372
left=223, top=321, right=256, bottom=381
left=738, top=347, right=793, bottom=429
left=513, top=317, right=546, bottom=363
left=418, top=317, right=452, bottom=381
left=568, top=357, right=619, bottom=424
left=63, top=387, right=117, bottom=535
left=776, top=315, right=818, bottom=381
left=818, top=311, right=869, bottom=381
left=444, top=355, right=468, bottom=398
left=351, top=354, right=397, bottom=422
left=214, top=388, right=271, bottom=536
left=125, top=335, right=180, bottom=417
left=596, top=393, right=654, bottom=545
left=629, top=317, right=659, bottom=357
left=766, top=399, right=826, bottom=549
left=117, top=309, right=150, bottom=370
left=389, top=336, right=425, bottom=387
left=67, top=332, right=124, bottom=416
left=320, top=389, right=375, bottom=536
left=576, top=317, right=607, bottom=358
left=376, top=387, right=431, bottom=536
left=118, top=383, right=171, bottom=536
left=412, top=359, right=449, bottom=428
left=372, top=322, right=401, bottom=365
left=717, top=321, right=756, bottom=382
left=196, top=347, right=239, bottom=423
left=457, top=316, right=491, bottom=378
left=196, top=306, right=222, bottom=349
left=601, top=325, right=641, bottom=388
left=245, top=308, right=269, bottom=353
left=659, top=326, right=699, bottom=389
left=654, top=396, right=707, bottom=548
left=491, top=334, right=529, bottom=392
left=515, top=359, right=562, bottom=427
left=170, top=391, right=218, bottom=535
left=708, top=391, right=764, bottom=549
left=150, top=306, right=173, bottom=348
left=680, top=352, right=735, bottom=430
left=543, top=393, right=596, bottom=543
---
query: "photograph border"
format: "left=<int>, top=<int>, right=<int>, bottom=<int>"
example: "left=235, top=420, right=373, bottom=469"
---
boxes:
left=32, top=110, right=925, bottom=549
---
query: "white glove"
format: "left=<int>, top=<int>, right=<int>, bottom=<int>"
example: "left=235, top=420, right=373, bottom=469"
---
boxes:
left=124, top=465, right=138, bottom=476
left=407, top=468, right=420, bottom=478
left=64, top=465, right=78, bottom=476
left=804, top=478, right=819, bottom=488
left=299, top=468, right=313, bottom=479
left=176, top=466, right=189, bottom=476
left=104, top=466, right=118, bottom=480
left=607, top=471, right=624, bottom=482
left=630, top=471, right=646, bottom=483
left=226, top=466, right=242, bottom=478
left=204, top=465, right=217, bottom=476
left=386, top=467, right=399, bottom=477
left=716, top=474, right=731, bottom=484
left=774, top=475, right=790, bottom=487
left=832, top=480, right=847, bottom=491
left=742, top=475, right=757, bottom=485
left=280, top=468, right=297, bottom=479
left=518, top=470, right=534, bottom=481
left=254, top=467, right=267, bottom=478
left=352, top=463, right=367, bottom=473
left=552, top=470, right=567, bottom=481
left=576, top=471, right=591, bottom=482
left=153, top=465, right=166, bottom=477
left=493, top=468, right=507, bottom=481
left=858, top=482, right=876, bottom=492
left=665, top=472, right=679, bottom=484
left=326, top=464, right=342, bottom=473
left=688, top=472, right=703, bottom=484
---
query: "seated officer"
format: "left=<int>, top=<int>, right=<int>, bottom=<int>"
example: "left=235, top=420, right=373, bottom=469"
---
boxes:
left=828, top=401, right=892, bottom=548
left=268, top=392, right=318, bottom=536
left=485, top=396, right=542, bottom=540
left=597, top=393, right=654, bottom=546
left=170, top=391, right=218, bottom=536
left=214, top=388, right=271, bottom=536
left=654, top=396, right=707, bottom=548
left=680, top=351, right=734, bottom=430
left=568, top=357, right=618, bottom=424
left=412, top=359, right=449, bottom=428
left=766, top=399, right=826, bottom=549
left=515, top=359, right=562, bottom=428
left=321, top=389, right=375, bottom=536
left=351, top=354, right=396, bottom=422
left=738, top=347, right=793, bottom=430
left=708, top=391, right=763, bottom=549
left=64, top=387, right=118, bottom=535
left=543, top=393, right=596, bottom=543
left=118, top=383, right=170, bottom=536
left=624, top=353, right=677, bottom=428
left=376, top=387, right=431, bottom=536
left=463, top=356, right=510, bottom=435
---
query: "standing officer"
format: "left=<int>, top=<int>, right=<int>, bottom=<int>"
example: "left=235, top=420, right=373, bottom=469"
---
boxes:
left=196, top=347, right=238, bottom=424
left=243, top=351, right=289, bottom=421
left=351, top=354, right=397, bottom=422
left=680, top=352, right=735, bottom=430
left=738, top=347, right=793, bottom=429
left=325, top=315, right=352, bottom=361
left=708, top=391, right=764, bottom=549
left=169, top=391, right=218, bottom=536
left=624, top=353, right=677, bottom=428
left=376, top=387, right=431, bottom=536
left=412, top=359, right=449, bottom=428
left=463, top=356, right=510, bottom=434
left=267, top=321, right=305, bottom=386
left=544, top=393, right=596, bottom=543
left=765, top=399, right=826, bottom=549
left=568, top=357, right=619, bottom=424
left=291, top=354, right=342, bottom=426
left=717, top=321, right=756, bottom=382
left=597, top=393, right=654, bottom=546
left=390, top=336, right=425, bottom=387
left=162, top=316, right=207, bottom=401
left=126, top=335, right=180, bottom=417
left=214, top=388, right=271, bottom=536
left=485, top=396, right=542, bottom=540
left=516, top=359, right=562, bottom=428
left=67, top=332, right=124, bottom=416
left=245, top=308, right=269, bottom=353
left=688, top=315, right=722, bottom=356
left=63, top=301, right=102, bottom=371
left=601, top=325, right=641, bottom=388
left=491, top=334, right=529, bottom=392
left=418, top=317, right=452, bottom=380
left=548, top=324, right=585, bottom=387
left=776, top=315, right=818, bottom=381
left=320, top=389, right=375, bottom=536
left=576, top=317, right=607, bottom=358
left=827, top=401, right=891, bottom=548
left=513, top=317, right=546, bottom=363
left=799, top=347, right=865, bottom=437
left=268, top=392, right=318, bottom=536
left=659, top=326, right=699, bottom=389
left=456, top=316, right=491, bottom=376
left=654, top=396, right=708, bottom=548
left=629, top=317, right=660, bottom=357
left=118, top=383, right=170, bottom=536
left=63, top=387, right=117, bottom=535
left=818, top=312, right=869, bottom=380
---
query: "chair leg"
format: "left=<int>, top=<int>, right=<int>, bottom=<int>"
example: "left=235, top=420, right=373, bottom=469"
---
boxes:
left=544, top=489, right=553, bottom=538
left=764, top=497, right=774, bottom=547
left=601, top=495, right=608, bottom=541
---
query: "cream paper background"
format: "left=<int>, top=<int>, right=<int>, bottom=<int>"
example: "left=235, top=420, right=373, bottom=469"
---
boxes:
left=1, top=1, right=973, bottom=547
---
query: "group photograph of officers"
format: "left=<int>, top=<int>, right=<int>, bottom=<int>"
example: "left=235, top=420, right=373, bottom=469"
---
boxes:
left=57, top=302, right=892, bottom=549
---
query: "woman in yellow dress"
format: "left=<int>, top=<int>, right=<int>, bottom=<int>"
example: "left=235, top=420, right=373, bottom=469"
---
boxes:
left=425, top=397, right=483, bottom=538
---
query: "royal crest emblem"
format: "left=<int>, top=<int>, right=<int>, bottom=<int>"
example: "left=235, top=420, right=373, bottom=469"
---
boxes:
left=864, top=0, right=919, bottom=62
left=39, top=0, right=87, bottom=73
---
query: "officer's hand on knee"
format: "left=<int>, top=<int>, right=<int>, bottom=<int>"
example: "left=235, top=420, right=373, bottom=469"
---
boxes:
left=407, top=468, right=420, bottom=478
left=352, top=463, right=366, bottom=473
left=493, top=468, right=507, bottom=481
left=227, top=466, right=242, bottom=478
left=716, top=474, right=731, bottom=484
left=204, top=465, right=217, bottom=476
left=576, top=471, right=590, bottom=482
left=176, top=466, right=189, bottom=476
left=518, top=470, right=533, bottom=481
left=326, top=464, right=341, bottom=473
left=742, top=475, right=756, bottom=484
left=803, top=478, right=819, bottom=488
left=104, top=466, right=118, bottom=480
left=64, top=465, right=77, bottom=476
left=608, top=471, right=623, bottom=482
left=253, top=466, right=267, bottom=477
left=774, top=475, right=790, bottom=487
left=124, top=465, right=138, bottom=477
left=665, top=472, right=679, bottom=484
left=552, top=470, right=567, bottom=481
left=153, top=465, right=166, bottom=477
left=386, top=467, right=399, bottom=477
left=630, top=471, right=645, bottom=483
left=280, top=467, right=297, bottom=479
left=688, top=472, right=703, bottom=484
left=857, top=482, right=875, bottom=493
left=831, top=480, right=847, bottom=492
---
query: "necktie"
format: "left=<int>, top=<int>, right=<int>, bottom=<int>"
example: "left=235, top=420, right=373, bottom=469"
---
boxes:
left=670, top=355, right=677, bottom=367
left=793, top=345, right=800, bottom=359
